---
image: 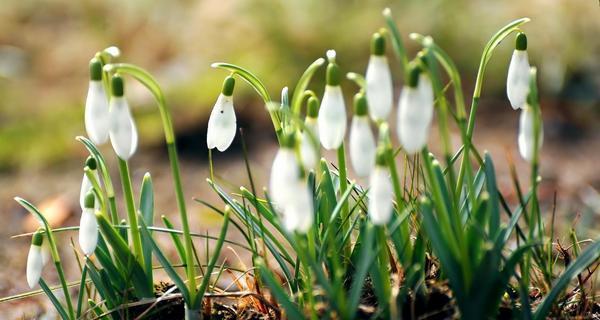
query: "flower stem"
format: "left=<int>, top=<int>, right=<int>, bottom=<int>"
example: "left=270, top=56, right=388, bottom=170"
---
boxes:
left=117, top=159, right=144, bottom=267
left=336, top=144, right=350, bottom=259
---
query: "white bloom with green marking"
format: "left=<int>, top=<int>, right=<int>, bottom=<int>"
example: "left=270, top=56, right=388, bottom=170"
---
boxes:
left=207, top=76, right=237, bottom=152
left=507, top=33, right=530, bottom=110
left=318, top=50, right=347, bottom=150
left=79, top=192, right=98, bottom=256
left=397, top=66, right=433, bottom=154
left=349, top=93, right=376, bottom=177
left=109, top=75, right=138, bottom=160
left=26, top=231, right=44, bottom=288
left=300, top=116, right=319, bottom=169
left=365, top=33, right=393, bottom=121
left=368, top=150, right=393, bottom=225
left=85, top=59, right=110, bottom=145
left=269, top=135, right=300, bottom=207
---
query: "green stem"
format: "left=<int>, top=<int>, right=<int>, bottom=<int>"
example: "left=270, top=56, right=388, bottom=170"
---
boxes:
left=117, top=159, right=144, bottom=267
left=385, top=145, right=411, bottom=264
left=336, top=144, right=350, bottom=259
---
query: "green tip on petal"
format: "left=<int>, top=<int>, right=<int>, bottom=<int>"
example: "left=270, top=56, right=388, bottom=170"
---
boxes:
left=89, top=59, right=103, bottom=81
left=84, top=191, right=95, bottom=209
left=32, top=230, right=44, bottom=247
left=326, top=63, right=341, bottom=86
left=111, top=74, right=124, bottom=97
left=281, top=132, right=296, bottom=149
left=371, top=32, right=386, bottom=56
left=406, top=62, right=421, bottom=88
left=307, top=96, right=319, bottom=118
left=353, top=92, right=368, bottom=116
left=516, top=32, right=527, bottom=51
left=375, top=146, right=387, bottom=166
left=222, top=76, right=235, bottom=96
left=85, top=156, right=97, bottom=170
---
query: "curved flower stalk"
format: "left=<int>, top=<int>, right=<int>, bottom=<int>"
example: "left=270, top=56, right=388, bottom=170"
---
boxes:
left=518, top=104, right=543, bottom=162
left=207, top=76, right=237, bottom=152
left=318, top=50, right=347, bottom=150
left=26, top=230, right=44, bottom=288
left=79, top=191, right=99, bottom=256
left=300, top=96, right=320, bottom=169
left=79, top=156, right=98, bottom=210
left=349, top=93, right=376, bottom=177
left=397, top=64, right=434, bottom=154
left=368, top=148, right=393, bottom=225
left=366, top=32, right=393, bottom=121
left=269, top=133, right=300, bottom=208
left=84, top=59, right=110, bottom=145
left=507, top=33, right=530, bottom=110
left=108, top=74, right=138, bottom=160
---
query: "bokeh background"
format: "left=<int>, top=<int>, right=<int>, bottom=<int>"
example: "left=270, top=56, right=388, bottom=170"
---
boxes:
left=0, top=0, right=598, bottom=318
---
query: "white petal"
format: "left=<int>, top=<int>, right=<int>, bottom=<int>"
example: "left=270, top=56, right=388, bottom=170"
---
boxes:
left=518, top=105, right=543, bottom=162
left=26, top=245, right=43, bottom=288
left=269, top=149, right=300, bottom=208
left=282, top=181, right=314, bottom=233
left=41, top=240, right=50, bottom=266
left=507, top=50, right=530, bottom=110
left=349, top=116, right=376, bottom=177
left=109, top=97, right=138, bottom=160
left=79, top=208, right=99, bottom=256
left=300, top=118, right=319, bottom=169
left=207, top=94, right=236, bottom=152
left=397, top=86, right=432, bottom=154
left=417, top=74, right=434, bottom=124
left=318, top=86, right=347, bottom=150
left=85, top=81, right=110, bottom=145
left=368, top=167, right=393, bottom=225
left=79, top=173, right=93, bottom=210
left=366, top=56, right=393, bottom=121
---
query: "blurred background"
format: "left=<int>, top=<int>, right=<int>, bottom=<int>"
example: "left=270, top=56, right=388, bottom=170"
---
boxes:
left=0, top=0, right=598, bottom=317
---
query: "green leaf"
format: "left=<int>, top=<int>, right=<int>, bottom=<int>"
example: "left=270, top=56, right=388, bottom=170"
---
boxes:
left=139, top=172, right=154, bottom=288
left=483, top=153, right=501, bottom=238
left=160, top=215, right=187, bottom=265
left=348, top=223, right=376, bottom=319
left=533, top=240, right=600, bottom=320
left=258, top=260, right=304, bottom=320
left=291, top=58, right=325, bottom=115
left=383, top=8, right=408, bottom=69
left=38, top=279, right=70, bottom=320
left=75, top=266, right=88, bottom=319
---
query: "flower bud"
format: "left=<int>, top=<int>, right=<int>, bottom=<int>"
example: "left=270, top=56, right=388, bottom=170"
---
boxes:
left=109, top=74, right=138, bottom=160
left=269, top=133, right=300, bottom=209
left=366, top=33, right=393, bottom=121
left=318, top=52, right=347, bottom=150
left=349, top=93, right=376, bottom=177
left=207, top=76, right=237, bottom=152
left=26, top=231, right=44, bottom=288
left=506, top=33, right=530, bottom=110
left=79, top=191, right=99, bottom=256
left=85, top=58, right=110, bottom=145
left=368, top=148, right=393, bottom=225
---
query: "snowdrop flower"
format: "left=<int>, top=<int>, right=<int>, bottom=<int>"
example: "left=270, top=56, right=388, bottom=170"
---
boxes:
left=109, top=74, right=138, bottom=160
left=368, top=148, right=393, bottom=225
left=79, top=156, right=98, bottom=210
left=518, top=104, right=543, bottom=162
left=269, top=133, right=300, bottom=208
left=300, top=96, right=320, bottom=169
left=84, top=58, right=110, bottom=145
left=79, top=191, right=99, bottom=256
left=349, top=93, right=376, bottom=177
left=207, top=76, right=237, bottom=152
left=507, top=33, right=530, bottom=110
left=26, top=230, right=44, bottom=288
left=397, top=64, right=434, bottom=154
left=365, top=32, right=393, bottom=121
left=282, top=180, right=314, bottom=233
left=318, top=50, right=347, bottom=150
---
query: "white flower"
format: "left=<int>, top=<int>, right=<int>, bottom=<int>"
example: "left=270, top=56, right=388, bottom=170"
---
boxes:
left=300, top=117, right=319, bottom=169
left=518, top=104, right=543, bottom=162
left=368, top=162, right=393, bottom=225
left=207, top=76, right=237, bottom=152
left=85, top=59, right=110, bottom=145
left=41, top=240, right=50, bottom=266
left=507, top=33, right=530, bottom=110
left=397, top=68, right=434, bottom=155
left=79, top=192, right=98, bottom=256
left=318, top=54, right=347, bottom=150
left=79, top=157, right=99, bottom=210
left=108, top=75, right=138, bottom=160
left=365, top=33, right=393, bottom=121
left=26, top=232, right=44, bottom=288
left=282, top=180, right=314, bottom=233
left=349, top=93, right=376, bottom=177
left=269, top=141, right=300, bottom=208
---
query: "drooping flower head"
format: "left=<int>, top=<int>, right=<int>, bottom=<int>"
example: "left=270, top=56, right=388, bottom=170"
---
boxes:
left=85, top=58, right=110, bottom=145
left=79, top=156, right=98, bottom=210
left=349, top=92, right=376, bottom=177
left=109, top=74, right=138, bottom=160
left=269, top=132, right=300, bottom=208
left=300, top=96, right=320, bottom=169
left=79, top=191, right=99, bottom=256
left=507, top=32, right=530, bottom=110
left=366, top=32, right=393, bottom=121
left=207, top=76, right=237, bottom=152
left=397, top=63, right=434, bottom=154
left=318, top=50, right=347, bottom=150
left=368, top=147, right=393, bottom=225
left=26, top=230, right=44, bottom=288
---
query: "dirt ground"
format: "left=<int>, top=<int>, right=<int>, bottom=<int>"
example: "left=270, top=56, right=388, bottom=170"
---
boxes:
left=0, top=102, right=598, bottom=318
